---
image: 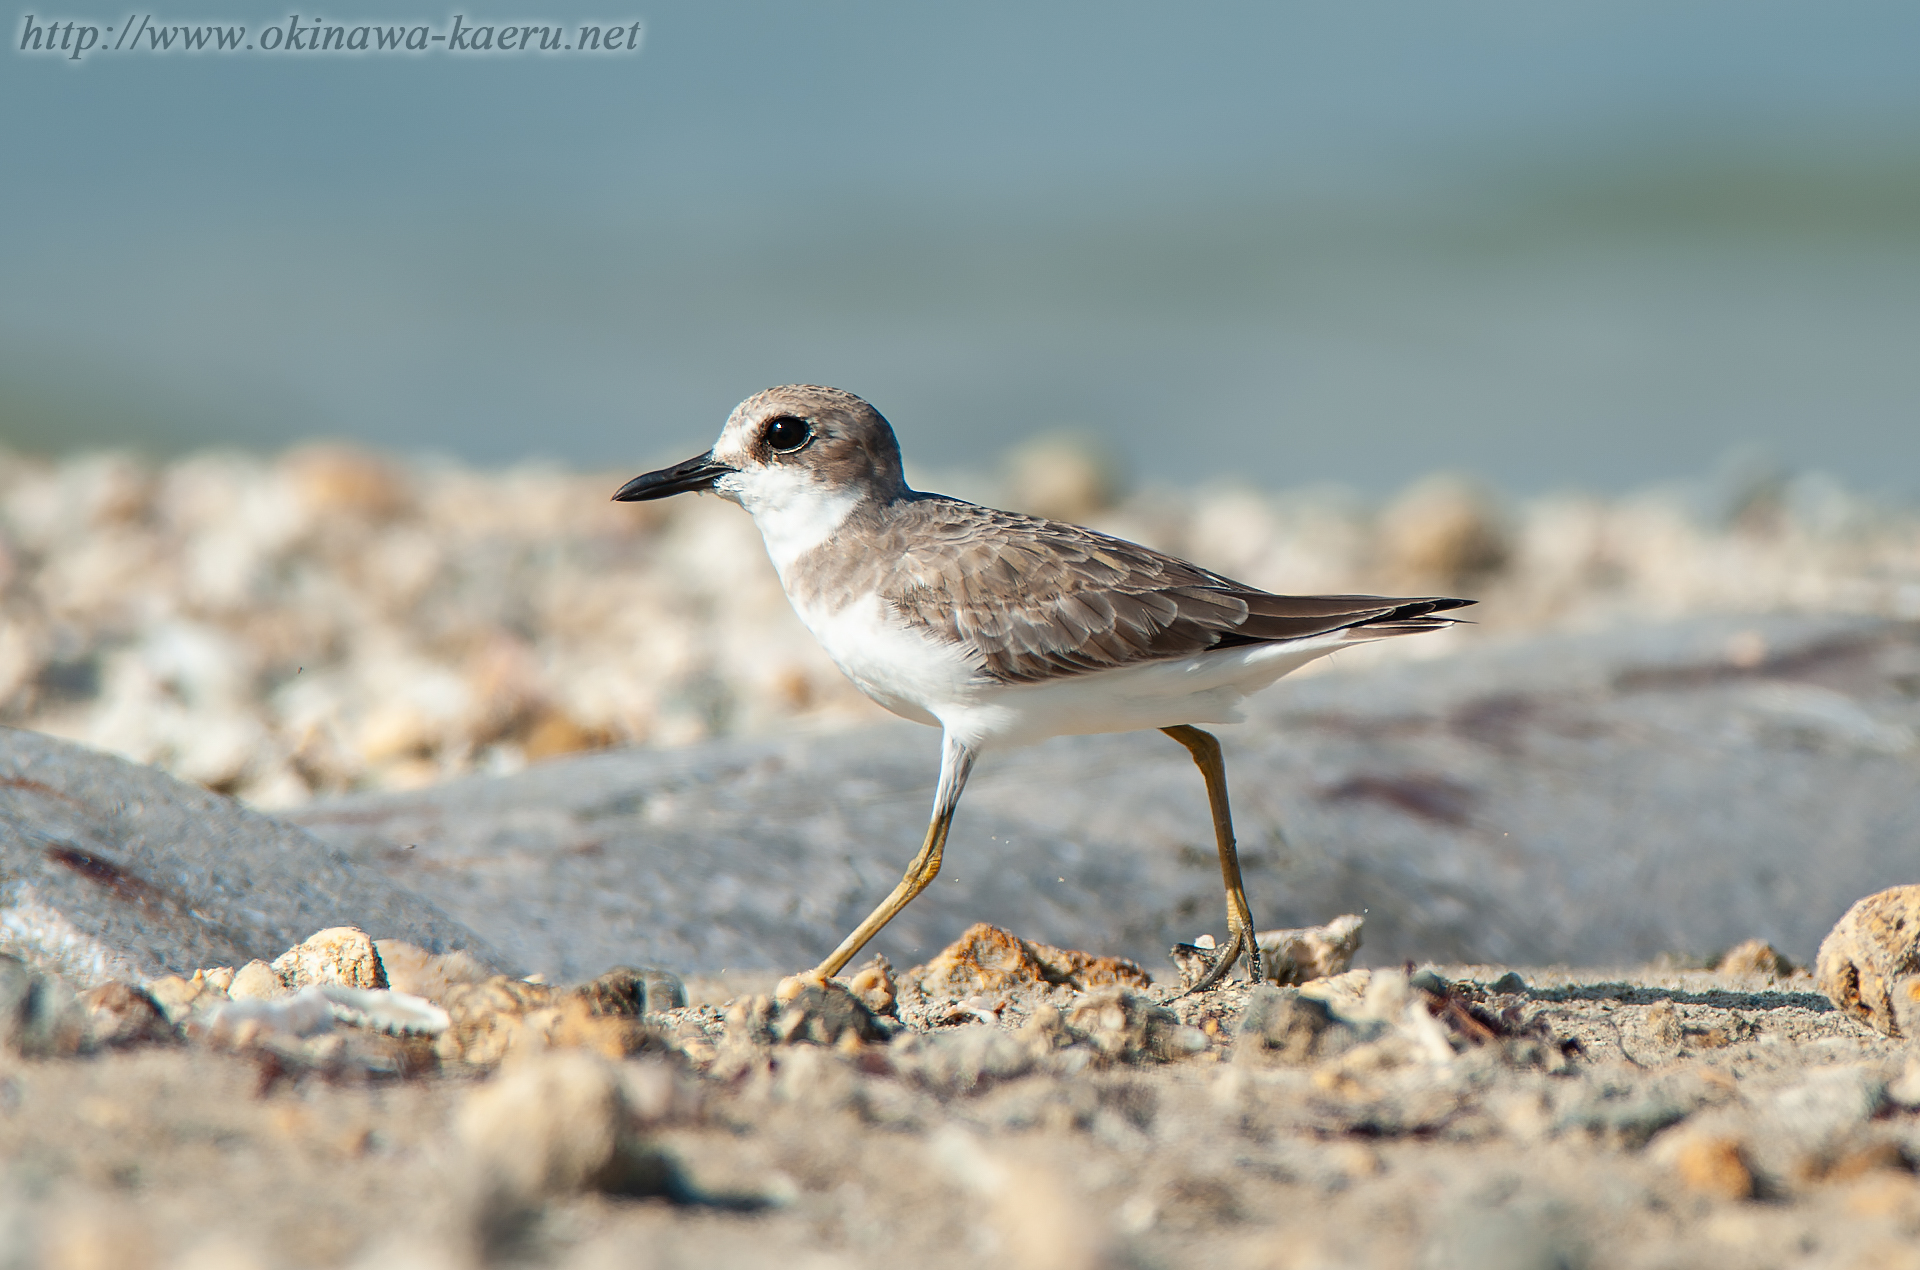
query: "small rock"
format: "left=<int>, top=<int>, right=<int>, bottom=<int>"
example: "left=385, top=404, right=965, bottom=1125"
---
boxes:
left=572, top=967, right=646, bottom=1017
left=845, top=954, right=897, bottom=1015
left=282, top=443, right=412, bottom=520
left=930, top=1125, right=1113, bottom=1270
left=1408, top=966, right=1451, bottom=997
left=1299, top=968, right=1373, bottom=1015
left=1672, top=1134, right=1755, bottom=1200
left=374, top=940, right=494, bottom=1002
left=1718, top=939, right=1794, bottom=980
left=1558, top=1086, right=1698, bottom=1149
left=435, top=975, right=667, bottom=1068
left=456, top=1050, right=680, bottom=1202
left=545, top=995, right=664, bottom=1060
left=0, top=955, right=83, bottom=1056
left=145, top=974, right=209, bottom=1021
left=720, top=993, right=778, bottom=1050
left=573, top=965, right=686, bottom=1017
left=198, top=966, right=236, bottom=994
left=438, top=976, right=554, bottom=1066
left=1425, top=1196, right=1587, bottom=1270
left=1256, top=914, right=1365, bottom=986
left=272, top=926, right=387, bottom=991
left=1234, top=985, right=1342, bottom=1065
left=1817, top=886, right=1920, bottom=1036
left=1068, top=988, right=1206, bottom=1064
left=1806, top=1139, right=1910, bottom=1184
left=1768, top=1066, right=1886, bottom=1148
left=775, top=982, right=887, bottom=1047
left=78, top=981, right=174, bottom=1048
left=1377, top=472, right=1510, bottom=588
left=1488, top=971, right=1529, bottom=995
left=39, top=1199, right=155, bottom=1270
left=1015, top=1003, right=1079, bottom=1057
left=1169, top=941, right=1224, bottom=989
left=1887, top=1054, right=1920, bottom=1109
left=896, top=1025, right=1035, bottom=1094
left=905, top=923, right=1150, bottom=998
left=1890, top=975, right=1920, bottom=1040
left=228, top=960, right=287, bottom=1001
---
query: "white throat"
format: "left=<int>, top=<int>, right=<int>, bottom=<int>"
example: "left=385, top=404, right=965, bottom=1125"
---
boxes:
left=719, top=465, right=865, bottom=577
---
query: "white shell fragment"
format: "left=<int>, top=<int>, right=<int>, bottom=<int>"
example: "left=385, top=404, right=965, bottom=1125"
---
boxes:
left=200, top=987, right=337, bottom=1040
left=317, top=985, right=451, bottom=1036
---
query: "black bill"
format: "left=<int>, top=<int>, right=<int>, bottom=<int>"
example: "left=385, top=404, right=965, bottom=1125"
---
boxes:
left=612, top=451, right=735, bottom=502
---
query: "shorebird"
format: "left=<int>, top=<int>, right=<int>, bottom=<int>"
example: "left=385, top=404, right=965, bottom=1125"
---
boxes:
left=615, top=385, right=1471, bottom=992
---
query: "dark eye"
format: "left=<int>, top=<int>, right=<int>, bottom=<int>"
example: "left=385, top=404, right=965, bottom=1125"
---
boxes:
left=763, top=416, right=813, bottom=454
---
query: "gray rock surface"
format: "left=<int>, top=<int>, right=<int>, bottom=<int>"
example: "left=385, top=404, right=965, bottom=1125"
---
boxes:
left=0, top=728, right=505, bottom=986
left=288, top=613, right=1920, bottom=980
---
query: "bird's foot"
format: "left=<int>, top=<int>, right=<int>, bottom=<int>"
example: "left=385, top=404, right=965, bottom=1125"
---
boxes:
left=1174, top=927, right=1249, bottom=998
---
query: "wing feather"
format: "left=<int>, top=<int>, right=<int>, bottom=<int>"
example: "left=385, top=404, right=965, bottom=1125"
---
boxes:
left=821, top=496, right=1474, bottom=684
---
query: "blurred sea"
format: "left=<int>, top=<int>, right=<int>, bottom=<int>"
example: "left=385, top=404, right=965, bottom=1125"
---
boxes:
left=3, top=1, right=1918, bottom=495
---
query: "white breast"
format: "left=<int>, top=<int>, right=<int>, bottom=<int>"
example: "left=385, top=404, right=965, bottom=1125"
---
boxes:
left=788, top=591, right=983, bottom=728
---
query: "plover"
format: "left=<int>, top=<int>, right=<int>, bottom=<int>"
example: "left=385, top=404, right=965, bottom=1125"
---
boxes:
left=615, top=385, right=1471, bottom=991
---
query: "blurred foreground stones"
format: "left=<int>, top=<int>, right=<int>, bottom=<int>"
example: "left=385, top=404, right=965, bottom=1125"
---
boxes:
left=4, top=910, right=1920, bottom=1269
left=1, top=443, right=1917, bottom=806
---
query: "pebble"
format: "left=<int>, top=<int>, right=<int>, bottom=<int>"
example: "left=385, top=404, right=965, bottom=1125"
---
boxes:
left=1376, top=472, right=1511, bottom=589
left=77, top=981, right=174, bottom=1048
left=227, top=960, right=286, bottom=1001
left=434, top=975, right=665, bottom=1069
left=570, top=964, right=686, bottom=1016
left=144, top=974, right=209, bottom=1022
left=1234, top=985, right=1342, bottom=1065
left=845, top=953, right=897, bottom=1015
left=903, top=923, right=1150, bottom=999
left=1407, top=966, right=1451, bottom=997
left=1067, top=988, right=1206, bottom=1063
left=271, top=926, right=388, bottom=991
left=0, top=954, right=83, bottom=1057
left=1816, top=885, right=1920, bottom=1036
left=894, top=1025, right=1036, bottom=1095
left=929, top=1125, right=1114, bottom=1270
left=1718, top=938, right=1795, bottom=980
left=772, top=982, right=887, bottom=1047
left=455, top=1051, right=680, bottom=1201
left=373, top=940, right=494, bottom=1001
left=1256, top=914, right=1366, bottom=986
left=1669, top=1133, right=1756, bottom=1200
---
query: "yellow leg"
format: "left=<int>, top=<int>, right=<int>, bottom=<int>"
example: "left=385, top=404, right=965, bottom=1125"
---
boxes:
left=811, top=734, right=976, bottom=979
left=1162, top=725, right=1263, bottom=990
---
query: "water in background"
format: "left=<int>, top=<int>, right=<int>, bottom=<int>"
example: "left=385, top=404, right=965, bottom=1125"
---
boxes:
left=4, top=1, right=1918, bottom=496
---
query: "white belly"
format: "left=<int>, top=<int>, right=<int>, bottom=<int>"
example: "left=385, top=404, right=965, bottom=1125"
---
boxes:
left=936, top=635, right=1351, bottom=750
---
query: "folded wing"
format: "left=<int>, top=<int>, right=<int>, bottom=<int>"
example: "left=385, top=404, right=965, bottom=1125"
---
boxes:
left=878, top=498, right=1473, bottom=684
